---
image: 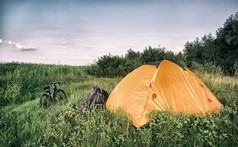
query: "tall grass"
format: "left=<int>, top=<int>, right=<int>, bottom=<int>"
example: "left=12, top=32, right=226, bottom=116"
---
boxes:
left=0, top=62, right=87, bottom=107
left=0, top=62, right=237, bottom=146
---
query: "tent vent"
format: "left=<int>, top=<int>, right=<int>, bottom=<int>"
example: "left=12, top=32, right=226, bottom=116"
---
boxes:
left=152, top=93, right=157, bottom=99
left=208, top=98, right=212, bottom=102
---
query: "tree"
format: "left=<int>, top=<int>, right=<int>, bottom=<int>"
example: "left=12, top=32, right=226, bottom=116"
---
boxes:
left=183, top=38, right=204, bottom=65
left=140, top=46, right=166, bottom=63
left=215, top=12, right=238, bottom=74
left=183, top=12, right=238, bottom=75
left=201, top=34, right=216, bottom=64
left=125, top=49, right=140, bottom=60
left=175, top=52, right=186, bottom=66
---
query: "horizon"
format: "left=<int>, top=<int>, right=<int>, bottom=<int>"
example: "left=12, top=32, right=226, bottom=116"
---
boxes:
left=0, top=0, right=238, bottom=66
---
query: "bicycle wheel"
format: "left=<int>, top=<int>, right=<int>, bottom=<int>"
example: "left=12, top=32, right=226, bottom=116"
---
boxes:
left=55, top=89, right=66, bottom=101
left=40, top=94, right=50, bottom=108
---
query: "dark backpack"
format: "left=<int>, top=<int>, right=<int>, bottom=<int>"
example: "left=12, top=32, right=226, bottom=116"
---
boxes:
left=87, top=86, right=109, bottom=108
left=73, top=87, right=109, bottom=112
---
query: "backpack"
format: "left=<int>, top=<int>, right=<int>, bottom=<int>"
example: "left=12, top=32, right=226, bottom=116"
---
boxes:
left=73, top=87, right=109, bottom=112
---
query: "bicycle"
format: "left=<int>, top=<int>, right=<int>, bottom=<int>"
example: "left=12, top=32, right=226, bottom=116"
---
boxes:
left=40, top=82, right=66, bottom=108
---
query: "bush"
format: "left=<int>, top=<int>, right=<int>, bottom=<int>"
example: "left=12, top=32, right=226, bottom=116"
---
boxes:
left=87, top=47, right=186, bottom=78
left=234, top=60, right=238, bottom=76
left=140, top=46, right=167, bottom=63
left=86, top=55, right=127, bottom=77
left=147, top=105, right=238, bottom=146
left=190, top=62, right=222, bottom=75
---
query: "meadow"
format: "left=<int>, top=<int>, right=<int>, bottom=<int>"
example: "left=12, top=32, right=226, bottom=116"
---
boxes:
left=0, top=62, right=237, bottom=146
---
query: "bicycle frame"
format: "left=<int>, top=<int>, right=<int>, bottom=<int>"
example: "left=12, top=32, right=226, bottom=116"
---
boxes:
left=40, top=82, right=66, bottom=108
left=45, top=83, right=59, bottom=100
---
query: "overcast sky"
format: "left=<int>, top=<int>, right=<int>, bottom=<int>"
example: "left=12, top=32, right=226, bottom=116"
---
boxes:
left=0, top=0, right=237, bottom=65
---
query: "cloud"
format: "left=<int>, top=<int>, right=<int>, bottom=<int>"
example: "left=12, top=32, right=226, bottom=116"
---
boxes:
left=8, top=40, right=13, bottom=45
left=60, top=42, right=71, bottom=45
left=0, top=39, right=2, bottom=44
left=7, top=40, right=37, bottom=51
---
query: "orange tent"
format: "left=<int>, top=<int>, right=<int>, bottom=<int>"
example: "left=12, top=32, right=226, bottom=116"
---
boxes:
left=106, top=60, right=222, bottom=128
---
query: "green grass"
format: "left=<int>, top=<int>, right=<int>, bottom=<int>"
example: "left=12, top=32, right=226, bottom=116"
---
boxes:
left=0, top=63, right=237, bottom=146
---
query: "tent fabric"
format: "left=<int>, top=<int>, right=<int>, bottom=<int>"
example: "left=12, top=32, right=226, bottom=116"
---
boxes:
left=106, top=60, right=222, bottom=128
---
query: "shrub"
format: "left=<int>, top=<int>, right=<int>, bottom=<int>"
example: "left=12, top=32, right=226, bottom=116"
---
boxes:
left=86, top=55, right=126, bottom=77
left=147, top=105, right=238, bottom=146
left=190, top=62, right=222, bottom=75
left=234, top=60, right=238, bottom=76
left=87, top=47, right=186, bottom=78
left=140, top=46, right=166, bottom=63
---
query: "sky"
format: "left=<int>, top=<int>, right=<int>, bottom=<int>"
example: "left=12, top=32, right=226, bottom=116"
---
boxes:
left=0, top=0, right=237, bottom=65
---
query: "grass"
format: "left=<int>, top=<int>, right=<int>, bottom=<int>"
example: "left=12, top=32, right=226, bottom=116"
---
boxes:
left=0, top=62, right=237, bottom=146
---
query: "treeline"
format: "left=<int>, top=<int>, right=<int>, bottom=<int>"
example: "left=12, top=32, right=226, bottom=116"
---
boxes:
left=87, top=12, right=238, bottom=77
left=86, top=47, right=185, bottom=77
left=183, top=12, right=238, bottom=75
